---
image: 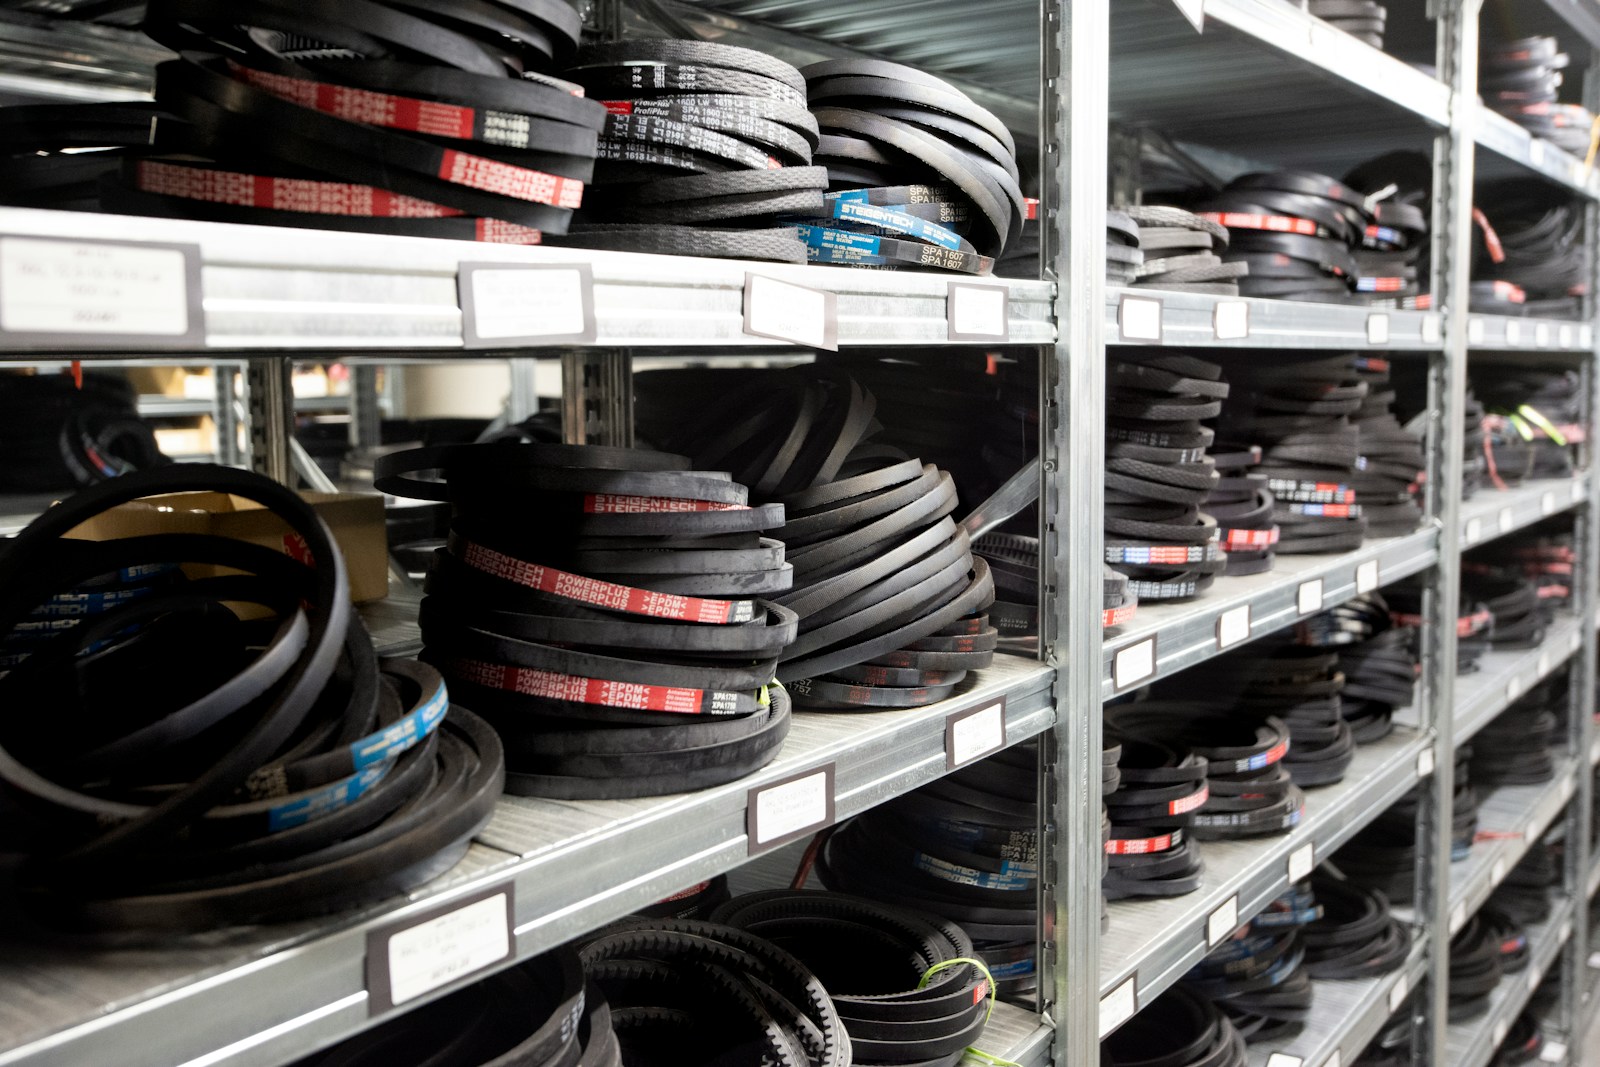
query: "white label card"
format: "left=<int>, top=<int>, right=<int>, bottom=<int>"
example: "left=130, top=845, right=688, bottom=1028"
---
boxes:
left=366, top=885, right=514, bottom=1014
left=1540, top=1042, right=1567, bottom=1064
left=1388, top=973, right=1409, bottom=1013
left=1592, top=737, right=1600, bottom=765
left=1541, top=491, right=1558, bottom=515
left=1451, top=902, right=1467, bottom=934
left=1494, top=1019, right=1510, bottom=1047
left=1561, top=774, right=1574, bottom=802
left=1356, top=560, right=1379, bottom=594
left=1530, top=138, right=1547, bottom=167
left=1492, top=857, right=1508, bottom=884
left=1288, top=843, right=1315, bottom=882
left=1529, top=967, right=1541, bottom=994
left=1506, top=320, right=1524, bottom=346
left=1588, top=950, right=1600, bottom=969
left=947, top=283, right=1009, bottom=341
left=1217, top=605, right=1251, bottom=650
left=1207, top=896, right=1239, bottom=946
left=1297, top=579, right=1324, bottom=616
left=1574, top=481, right=1586, bottom=502
left=1498, top=507, right=1515, bottom=534
left=1538, top=650, right=1553, bottom=677
left=1118, top=294, right=1163, bottom=342
left=1417, top=747, right=1435, bottom=778
left=1465, top=517, right=1483, bottom=544
left=1114, top=638, right=1156, bottom=691
left=1170, top=0, right=1205, bottom=30
left=0, top=236, right=204, bottom=347
left=1213, top=300, right=1249, bottom=340
left=1265, top=1056, right=1302, bottom=1067
left=743, top=273, right=838, bottom=350
left=1560, top=325, right=1574, bottom=349
left=1324, top=1053, right=1341, bottom=1067
left=1583, top=325, right=1594, bottom=348
left=946, top=699, right=1007, bottom=770
left=747, top=765, right=835, bottom=855
left=1469, top=318, right=1487, bottom=345
left=1536, top=323, right=1552, bottom=347
left=459, top=263, right=595, bottom=346
left=1560, top=921, right=1572, bottom=944
left=1506, top=675, right=1522, bottom=703
left=1422, top=314, right=1442, bottom=345
left=1366, top=313, right=1390, bottom=345
left=1099, top=978, right=1137, bottom=1038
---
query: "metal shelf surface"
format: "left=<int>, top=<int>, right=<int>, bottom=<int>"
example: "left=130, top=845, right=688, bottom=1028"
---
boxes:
left=1466, top=315, right=1596, bottom=355
left=1460, top=479, right=1589, bottom=550
left=1108, top=286, right=1443, bottom=350
left=1244, top=938, right=1430, bottom=1067
left=1102, top=529, right=1439, bottom=699
left=1098, top=726, right=1429, bottom=1029
left=1451, top=614, right=1583, bottom=750
left=1448, top=756, right=1579, bottom=934
left=0, top=207, right=1056, bottom=354
left=0, top=657, right=1053, bottom=1067
left=1473, top=106, right=1600, bottom=200
left=961, top=1005, right=1051, bottom=1067
left=1444, top=897, right=1576, bottom=1067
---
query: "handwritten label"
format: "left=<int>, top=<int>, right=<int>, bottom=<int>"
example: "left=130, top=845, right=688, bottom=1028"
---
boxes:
left=1114, top=638, right=1156, bottom=691
left=1297, top=579, right=1324, bottom=615
left=1118, top=294, right=1163, bottom=342
left=947, top=282, right=1009, bottom=341
left=1213, top=300, right=1249, bottom=340
left=1356, top=560, right=1379, bottom=594
left=366, top=884, right=514, bottom=1014
left=1365, top=313, right=1390, bottom=345
left=1099, top=978, right=1137, bottom=1037
left=744, top=273, right=838, bottom=350
left=459, top=263, right=595, bottom=346
left=747, top=764, right=835, bottom=855
left=947, top=699, right=1007, bottom=770
left=1207, top=896, right=1239, bottom=946
left=0, top=236, right=204, bottom=347
left=1217, top=605, right=1251, bottom=650
left=1288, top=843, right=1314, bottom=882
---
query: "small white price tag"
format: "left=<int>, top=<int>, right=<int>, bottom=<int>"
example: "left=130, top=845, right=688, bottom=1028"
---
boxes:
left=1213, top=300, right=1249, bottom=340
left=1591, top=737, right=1600, bottom=765
left=1560, top=921, right=1573, bottom=944
left=1498, top=507, right=1515, bottom=534
left=1529, top=967, right=1540, bottom=993
left=1506, top=675, right=1522, bottom=703
left=1422, top=313, right=1442, bottom=344
left=1099, top=978, right=1137, bottom=1038
left=1388, top=973, right=1409, bottom=1012
left=743, top=273, right=838, bottom=350
left=1288, top=843, right=1315, bottom=882
left=1118, top=294, right=1164, bottom=342
left=1541, top=490, right=1558, bottom=515
left=1492, top=857, right=1508, bottom=884
left=1207, top=896, right=1239, bottom=946
left=1589, top=950, right=1600, bottom=969
left=1494, top=1019, right=1510, bottom=1047
left=1451, top=901, right=1467, bottom=934
left=1114, top=638, right=1156, bottom=691
left=1265, top=1056, right=1303, bottom=1067
left=1469, top=318, right=1487, bottom=345
left=1417, top=747, right=1435, bottom=778
left=1297, top=579, right=1324, bottom=615
left=1365, top=313, right=1390, bottom=345
left=1561, top=774, right=1574, bottom=803
left=1465, top=517, right=1483, bottom=544
left=1324, top=1052, right=1341, bottom=1067
left=1356, top=560, right=1379, bottom=594
left=367, top=885, right=514, bottom=1014
left=1570, top=631, right=1581, bottom=654
left=1171, top=0, right=1205, bottom=30
left=1574, top=481, right=1586, bottom=502
left=1559, top=325, right=1574, bottom=349
left=1538, top=651, right=1553, bottom=677
left=747, top=765, right=835, bottom=855
left=1530, top=138, right=1547, bottom=167
left=1506, top=320, right=1524, bottom=347
left=1535, top=322, right=1552, bottom=347
left=1582, top=325, right=1594, bottom=348
left=1216, top=605, right=1251, bottom=650
left=947, top=283, right=1009, bottom=341
left=946, top=699, right=1007, bottom=770
left=459, top=263, right=596, bottom=346
left=0, top=236, right=203, bottom=347
left=1540, top=1041, right=1568, bottom=1064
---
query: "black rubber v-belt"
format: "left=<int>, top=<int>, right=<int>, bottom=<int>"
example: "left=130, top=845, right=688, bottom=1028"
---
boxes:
left=712, top=890, right=990, bottom=1065
left=1101, top=984, right=1247, bottom=1067
left=1302, top=874, right=1410, bottom=979
left=1184, top=887, right=1315, bottom=1041
left=1449, top=914, right=1504, bottom=1021
left=579, top=916, right=851, bottom=1067
left=1101, top=733, right=1208, bottom=899
left=1480, top=906, right=1530, bottom=975
left=294, top=947, right=616, bottom=1067
left=1470, top=701, right=1557, bottom=787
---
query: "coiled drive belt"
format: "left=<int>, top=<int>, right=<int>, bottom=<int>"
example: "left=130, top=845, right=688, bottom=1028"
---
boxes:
left=1100, top=984, right=1248, bottom=1067
left=1302, top=874, right=1410, bottom=979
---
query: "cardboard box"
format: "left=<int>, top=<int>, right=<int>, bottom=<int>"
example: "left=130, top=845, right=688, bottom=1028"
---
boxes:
left=66, top=490, right=388, bottom=603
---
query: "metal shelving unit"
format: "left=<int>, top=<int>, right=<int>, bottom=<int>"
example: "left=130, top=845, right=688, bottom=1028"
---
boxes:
left=1444, top=899, right=1577, bottom=1067
left=1, top=0, right=1600, bottom=1066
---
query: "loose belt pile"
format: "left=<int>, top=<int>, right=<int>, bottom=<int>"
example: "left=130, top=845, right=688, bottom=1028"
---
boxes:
left=1100, top=985, right=1248, bottom=1067
left=554, top=38, right=819, bottom=262
left=1349, top=357, right=1424, bottom=535
left=1483, top=36, right=1596, bottom=158
left=0, top=100, right=190, bottom=212
left=1472, top=181, right=1586, bottom=318
left=0, top=464, right=502, bottom=931
left=1473, top=366, right=1583, bottom=482
left=818, top=744, right=1040, bottom=999
left=1490, top=841, right=1558, bottom=929
left=1215, top=354, right=1370, bottom=553
left=1201, top=441, right=1278, bottom=576
left=712, top=889, right=993, bottom=1065
left=122, top=0, right=605, bottom=242
left=1104, top=351, right=1227, bottom=602
left=1294, top=594, right=1416, bottom=744
left=1302, top=873, right=1410, bottom=980
left=1448, top=914, right=1503, bottom=1021
left=374, top=442, right=794, bottom=799
left=289, top=947, right=615, bottom=1067
left=1106, top=208, right=1143, bottom=287
left=1201, top=170, right=1374, bottom=304
left=1493, top=1011, right=1545, bottom=1066
left=796, top=57, right=1023, bottom=269
left=1309, top=0, right=1386, bottom=48
left=578, top=916, right=851, bottom=1066
left=1101, top=721, right=1208, bottom=899
left=1124, top=205, right=1244, bottom=295
left=1183, top=880, right=1319, bottom=1043
left=1342, top=150, right=1431, bottom=308
left=0, top=371, right=169, bottom=493
left=1470, top=689, right=1558, bottom=787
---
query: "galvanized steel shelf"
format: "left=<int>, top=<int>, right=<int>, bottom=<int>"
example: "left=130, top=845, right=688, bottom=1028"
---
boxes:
left=1444, top=898, right=1577, bottom=1067
left=1107, top=287, right=1444, bottom=350
left=1472, top=106, right=1600, bottom=201
left=1466, top=315, right=1597, bottom=354
left=1098, top=726, right=1430, bottom=1033
left=1460, top=479, right=1590, bottom=550
left=1452, top=615, right=1584, bottom=749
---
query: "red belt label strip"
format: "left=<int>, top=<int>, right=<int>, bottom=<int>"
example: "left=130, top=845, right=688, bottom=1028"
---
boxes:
left=1169, top=785, right=1210, bottom=815
left=233, top=62, right=489, bottom=142
left=584, top=493, right=750, bottom=514
left=1105, top=830, right=1181, bottom=855
left=1200, top=211, right=1320, bottom=236
left=475, top=219, right=544, bottom=244
left=447, top=656, right=748, bottom=714
left=1221, top=527, right=1280, bottom=548
left=458, top=539, right=755, bottom=623
left=137, top=160, right=464, bottom=218
left=1103, top=603, right=1138, bottom=628
left=437, top=149, right=585, bottom=208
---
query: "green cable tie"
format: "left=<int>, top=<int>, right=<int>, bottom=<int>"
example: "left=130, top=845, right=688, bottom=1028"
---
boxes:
left=1517, top=404, right=1567, bottom=446
left=963, top=1049, right=1022, bottom=1067
left=918, top=956, right=1020, bottom=1065
left=1507, top=412, right=1535, bottom=442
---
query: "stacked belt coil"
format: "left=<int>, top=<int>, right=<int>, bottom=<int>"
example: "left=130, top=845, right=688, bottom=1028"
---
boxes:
left=554, top=38, right=819, bottom=263
left=1474, top=366, right=1583, bottom=483
left=1334, top=763, right=1474, bottom=905
left=0, top=371, right=169, bottom=492
left=1469, top=678, right=1562, bottom=787
left=1183, top=880, right=1319, bottom=1043
left=1106, top=208, right=1143, bottom=287
left=1302, top=873, right=1410, bottom=981
left=1295, top=594, right=1416, bottom=744
left=1101, top=717, right=1208, bottom=899
left=1123, top=205, right=1244, bottom=295
left=1449, top=913, right=1503, bottom=1021
left=1309, top=0, right=1386, bottom=48
left=288, top=947, right=616, bottom=1067
left=1349, top=357, right=1424, bottom=534
left=1472, top=181, right=1587, bottom=318
left=1342, top=150, right=1431, bottom=308
left=373, top=443, right=794, bottom=799
left=1489, top=842, right=1558, bottom=929
left=1483, top=36, right=1596, bottom=157
left=1100, top=985, right=1248, bottom=1067
left=1493, top=1012, right=1545, bottom=1066
left=712, top=890, right=994, bottom=1065
left=1104, top=351, right=1227, bottom=602
left=818, top=744, right=1041, bottom=999
left=0, top=100, right=187, bottom=211
left=1201, top=170, right=1374, bottom=304
left=1215, top=354, right=1370, bottom=553
left=796, top=58, right=1023, bottom=270
left=1201, top=439, right=1278, bottom=576
left=1510, top=531, right=1575, bottom=607
left=113, top=0, right=606, bottom=242
left=0, top=465, right=502, bottom=931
